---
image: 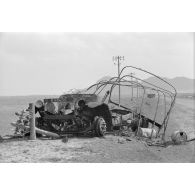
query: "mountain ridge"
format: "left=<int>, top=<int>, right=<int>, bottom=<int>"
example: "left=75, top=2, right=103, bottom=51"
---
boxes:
left=97, top=76, right=194, bottom=93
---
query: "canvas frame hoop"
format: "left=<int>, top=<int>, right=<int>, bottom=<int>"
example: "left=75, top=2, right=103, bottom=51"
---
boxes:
left=86, top=65, right=177, bottom=137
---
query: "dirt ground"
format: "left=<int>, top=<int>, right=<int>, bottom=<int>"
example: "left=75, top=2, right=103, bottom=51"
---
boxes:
left=0, top=135, right=195, bottom=163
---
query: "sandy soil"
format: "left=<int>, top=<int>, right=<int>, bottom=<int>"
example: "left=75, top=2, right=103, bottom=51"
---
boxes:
left=0, top=135, right=195, bottom=163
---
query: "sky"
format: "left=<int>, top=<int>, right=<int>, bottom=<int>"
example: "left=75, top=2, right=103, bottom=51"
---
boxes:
left=0, top=32, right=194, bottom=96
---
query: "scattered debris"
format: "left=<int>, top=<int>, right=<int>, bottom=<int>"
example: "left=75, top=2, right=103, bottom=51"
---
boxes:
left=171, top=130, right=187, bottom=145
left=11, top=110, right=30, bottom=136
left=62, top=136, right=69, bottom=143
left=146, top=139, right=166, bottom=147
left=137, top=128, right=157, bottom=138
left=125, top=138, right=132, bottom=141
left=118, top=138, right=125, bottom=144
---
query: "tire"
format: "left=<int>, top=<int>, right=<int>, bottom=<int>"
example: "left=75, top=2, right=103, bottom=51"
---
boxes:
left=94, top=117, right=107, bottom=137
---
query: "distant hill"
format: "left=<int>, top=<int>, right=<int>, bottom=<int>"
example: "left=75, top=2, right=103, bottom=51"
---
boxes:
left=96, top=76, right=194, bottom=94
left=144, top=76, right=194, bottom=93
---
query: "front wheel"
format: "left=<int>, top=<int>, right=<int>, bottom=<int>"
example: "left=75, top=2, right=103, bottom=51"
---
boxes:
left=94, top=116, right=107, bottom=137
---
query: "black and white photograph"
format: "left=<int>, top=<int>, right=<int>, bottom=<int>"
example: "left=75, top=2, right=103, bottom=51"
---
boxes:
left=0, top=32, right=194, bottom=163
left=0, top=1, right=195, bottom=195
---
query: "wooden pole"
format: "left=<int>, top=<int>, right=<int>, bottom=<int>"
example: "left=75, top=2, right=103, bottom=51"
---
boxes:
left=118, top=56, right=121, bottom=107
left=29, top=103, right=36, bottom=140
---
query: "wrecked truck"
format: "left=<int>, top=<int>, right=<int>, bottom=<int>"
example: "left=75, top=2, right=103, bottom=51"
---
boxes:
left=12, top=65, right=177, bottom=141
left=33, top=93, right=111, bottom=137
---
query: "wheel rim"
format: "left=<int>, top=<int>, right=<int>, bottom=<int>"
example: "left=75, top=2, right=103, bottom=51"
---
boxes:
left=97, top=118, right=107, bottom=136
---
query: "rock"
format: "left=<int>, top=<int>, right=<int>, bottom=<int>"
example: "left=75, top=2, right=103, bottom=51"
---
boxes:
left=62, top=136, right=68, bottom=143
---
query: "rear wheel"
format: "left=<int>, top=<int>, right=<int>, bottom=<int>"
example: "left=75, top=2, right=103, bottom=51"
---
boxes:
left=94, top=117, right=107, bottom=137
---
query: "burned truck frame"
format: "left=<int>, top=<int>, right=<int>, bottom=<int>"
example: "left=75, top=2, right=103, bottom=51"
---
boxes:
left=13, top=65, right=176, bottom=140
